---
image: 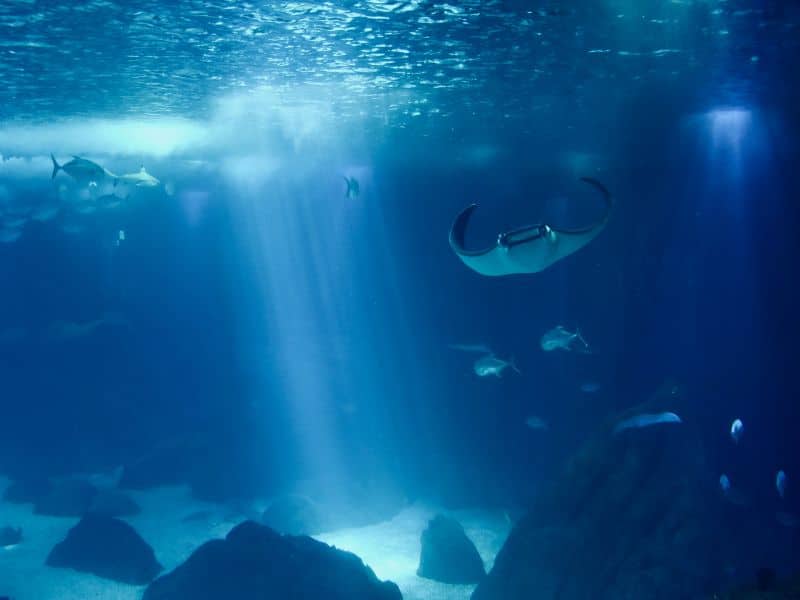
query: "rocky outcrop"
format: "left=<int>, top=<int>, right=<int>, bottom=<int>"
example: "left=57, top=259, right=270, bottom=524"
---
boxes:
left=473, top=381, right=800, bottom=600
left=33, top=479, right=97, bottom=517
left=143, top=520, right=402, bottom=600
left=261, top=494, right=325, bottom=535
left=46, top=514, right=162, bottom=585
left=417, top=514, right=485, bottom=584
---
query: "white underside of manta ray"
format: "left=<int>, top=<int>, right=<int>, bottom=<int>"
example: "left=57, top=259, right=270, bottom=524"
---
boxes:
left=448, top=177, right=613, bottom=276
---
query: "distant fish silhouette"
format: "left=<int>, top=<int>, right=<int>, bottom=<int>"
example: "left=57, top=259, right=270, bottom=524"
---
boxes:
left=344, top=176, right=360, bottom=199
left=730, top=418, right=744, bottom=444
left=473, top=354, right=520, bottom=377
left=776, top=470, right=787, bottom=499
left=613, top=412, right=682, bottom=435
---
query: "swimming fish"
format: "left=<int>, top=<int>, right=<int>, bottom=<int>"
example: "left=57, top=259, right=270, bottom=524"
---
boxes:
left=776, top=470, right=786, bottom=499
left=115, top=230, right=126, bottom=247
left=540, top=325, right=590, bottom=353
left=613, top=412, right=682, bottom=435
left=580, top=382, right=601, bottom=393
left=525, top=416, right=549, bottom=430
left=473, top=354, right=520, bottom=377
left=51, top=154, right=113, bottom=184
left=344, top=176, right=360, bottom=199
left=449, top=177, right=612, bottom=276
left=114, top=166, right=160, bottom=188
left=730, top=418, right=744, bottom=444
left=719, top=474, right=731, bottom=494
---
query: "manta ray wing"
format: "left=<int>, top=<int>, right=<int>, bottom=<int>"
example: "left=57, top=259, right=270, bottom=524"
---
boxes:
left=448, top=177, right=613, bottom=277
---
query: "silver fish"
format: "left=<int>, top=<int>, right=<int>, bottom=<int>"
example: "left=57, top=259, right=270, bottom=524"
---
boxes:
left=730, top=418, right=743, bottom=444
left=473, top=354, right=520, bottom=377
left=51, top=154, right=113, bottom=183
left=540, top=325, right=590, bottom=353
left=613, top=411, right=682, bottom=435
left=777, top=470, right=787, bottom=499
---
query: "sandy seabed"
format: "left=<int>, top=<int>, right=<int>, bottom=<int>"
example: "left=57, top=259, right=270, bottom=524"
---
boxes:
left=0, top=477, right=510, bottom=600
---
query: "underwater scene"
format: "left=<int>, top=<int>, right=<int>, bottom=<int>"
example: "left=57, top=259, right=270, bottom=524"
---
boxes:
left=1, top=1, right=799, bottom=599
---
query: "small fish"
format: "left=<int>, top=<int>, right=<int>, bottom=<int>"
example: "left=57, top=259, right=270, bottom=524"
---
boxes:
left=719, top=474, right=731, bottom=494
left=730, top=418, right=743, bottom=443
left=580, top=382, right=601, bottom=393
left=115, top=229, right=126, bottom=247
left=776, top=470, right=786, bottom=499
left=613, top=411, right=682, bottom=435
left=115, top=166, right=160, bottom=188
left=540, top=325, right=590, bottom=353
left=344, top=176, right=360, bottom=199
left=51, top=154, right=113, bottom=183
left=776, top=511, right=799, bottom=528
left=525, top=416, right=549, bottom=430
left=473, top=354, right=520, bottom=377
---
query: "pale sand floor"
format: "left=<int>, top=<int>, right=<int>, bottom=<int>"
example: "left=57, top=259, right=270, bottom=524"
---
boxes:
left=0, top=476, right=510, bottom=600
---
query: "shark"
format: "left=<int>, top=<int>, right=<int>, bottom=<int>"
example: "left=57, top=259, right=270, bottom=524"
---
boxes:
left=114, top=166, right=160, bottom=188
left=449, top=177, right=613, bottom=276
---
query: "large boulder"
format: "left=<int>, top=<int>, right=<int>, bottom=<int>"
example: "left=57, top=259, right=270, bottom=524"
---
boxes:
left=143, top=520, right=402, bottom=600
left=417, top=514, right=485, bottom=584
left=46, top=514, right=162, bottom=585
left=261, top=494, right=326, bottom=535
left=33, top=479, right=98, bottom=517
left=473, top=381, right=800, bottom=600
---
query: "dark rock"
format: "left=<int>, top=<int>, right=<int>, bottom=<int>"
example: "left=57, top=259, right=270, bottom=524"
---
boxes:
left=143, top=520, right=402, bottom=600
left=46, top=514, right=162, bottom=585
left=712, top=570, right=800, bottom=598
left=756, top=567, right=778, bottom=591
left=0, top=526, right=22, bottom=546
left=261, top=494, right=325, bottom=535
left=88, top=490, right=141, bottom=517
left=2, top=478, right=52, bottom=504
left=34, top=479, right=98, bottom=517
left=473, top=380, right=800, bottom=600
left=417, top=514, right=485, bottom=584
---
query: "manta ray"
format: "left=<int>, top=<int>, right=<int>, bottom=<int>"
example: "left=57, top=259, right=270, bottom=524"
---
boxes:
left=449, top=177, right=613, bottom=276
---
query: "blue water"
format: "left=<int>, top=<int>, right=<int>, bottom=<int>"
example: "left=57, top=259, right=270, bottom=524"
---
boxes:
left=1, top=1, right=799, bottom=598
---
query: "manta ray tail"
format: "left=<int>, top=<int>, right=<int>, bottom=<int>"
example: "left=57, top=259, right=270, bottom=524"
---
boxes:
left=50, top=154, right=61, bottom=179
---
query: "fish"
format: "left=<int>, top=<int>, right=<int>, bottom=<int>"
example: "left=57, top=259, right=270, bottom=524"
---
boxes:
left=718, top=474, right=749, bottom=505
left=114, top=166, right=160, bottom=188
left=449, top=343, right=493, bottom=354
left=776, top=470, right=786, bottom=499
left=97, top=192, right=127, bottom=210
left=344, top=176, right=360, bottom=199
left=719, top=474, right=731, bottom=494
left=473, top=354, right=520, bottom=377
left=47, top=312, right=128, bottom=342
left=540, top=325, right=590, bottom=352
left=525, top=416, right=549, bottom=430
left=730, top=418, right=743, bottom=444
left=51, top=154, right=113, bottom=184
left=613, top=411, right=682, bottom=435
left=449, top=177, right=612, bottom=276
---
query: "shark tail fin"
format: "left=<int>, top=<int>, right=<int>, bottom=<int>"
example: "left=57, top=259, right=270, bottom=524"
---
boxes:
left=50, top=154, right=61, bottom=179
left=510, top=356, right=522, bottom=374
